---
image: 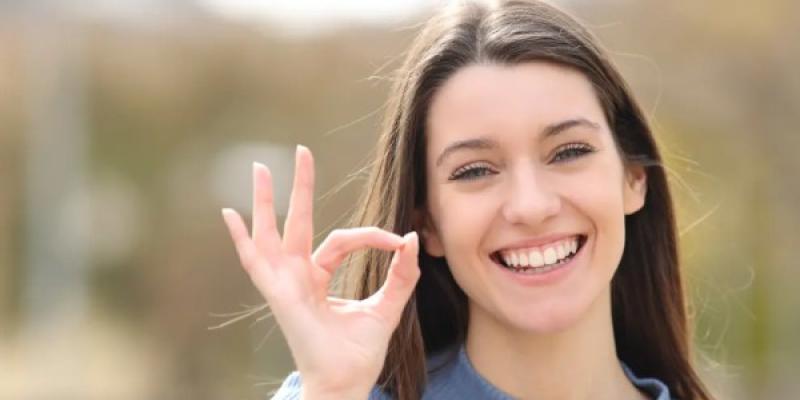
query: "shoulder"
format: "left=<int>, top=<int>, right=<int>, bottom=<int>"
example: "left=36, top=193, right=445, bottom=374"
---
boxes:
left=269, top=347, right=465, bottom=400
left=421, top=345, right=512, bottom=399
left=271, top=353, right=673, bottom=400
left=271, top=348, right=578, bottom=400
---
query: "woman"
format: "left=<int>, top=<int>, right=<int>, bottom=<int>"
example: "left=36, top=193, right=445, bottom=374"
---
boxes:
left=221, top=1, right=714, bottom=399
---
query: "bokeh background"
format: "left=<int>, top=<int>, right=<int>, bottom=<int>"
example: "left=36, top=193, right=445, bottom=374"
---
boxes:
left=1, top=0, right=798, bottom=399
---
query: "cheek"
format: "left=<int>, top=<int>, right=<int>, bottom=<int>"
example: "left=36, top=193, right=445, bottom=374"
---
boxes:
left=445, top=197, right=494, bottom=244
left=571, top=163, right=628, bottom=267
left=430, top=188, right=498, bottom=258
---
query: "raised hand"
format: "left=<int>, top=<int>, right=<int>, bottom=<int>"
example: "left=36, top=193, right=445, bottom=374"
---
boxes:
left=221, top=145, right=420, bottom=399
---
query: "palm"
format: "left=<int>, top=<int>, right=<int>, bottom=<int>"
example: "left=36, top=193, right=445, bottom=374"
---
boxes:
left=221, top=146, right=420, bottom=394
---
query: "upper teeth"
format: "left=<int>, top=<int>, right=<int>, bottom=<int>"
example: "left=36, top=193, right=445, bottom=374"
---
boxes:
left=500, top=237, right=580, bottom=268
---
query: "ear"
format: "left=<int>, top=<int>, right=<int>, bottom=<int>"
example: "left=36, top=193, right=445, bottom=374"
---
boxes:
left=412, top=208, right=445, bottom=257
left=623, top=164, right=647, bottom=215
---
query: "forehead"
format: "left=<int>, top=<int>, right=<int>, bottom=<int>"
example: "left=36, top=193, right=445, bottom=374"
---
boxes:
left=425, top=61, right=606, bottom=151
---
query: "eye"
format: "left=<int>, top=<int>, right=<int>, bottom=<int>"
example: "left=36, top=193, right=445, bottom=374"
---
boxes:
left=551, top=143, right=595, bottom=163
left=448, top=163, right=496, bottom=181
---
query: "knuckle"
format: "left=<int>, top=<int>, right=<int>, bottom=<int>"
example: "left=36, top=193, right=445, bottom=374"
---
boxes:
left=314, top=247, right=331, bottom=265
left=326, top=230, right=346, bottom=250
left=239, top=249, right=257, bottom=269
left=363, top=226, right=383, bottom=236
left=329, top=228, right=346, bottom=239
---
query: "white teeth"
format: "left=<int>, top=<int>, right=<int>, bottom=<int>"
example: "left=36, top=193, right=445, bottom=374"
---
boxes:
left=498, top=236, right=583, bottom=268
left=528, top=249, right=544, bottom=267
left=543, top=247, right=558, bottom=265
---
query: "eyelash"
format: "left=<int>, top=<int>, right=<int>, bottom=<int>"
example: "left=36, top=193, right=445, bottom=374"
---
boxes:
left=551, top=143, right=595, bottom=163
left=448, top=143, right=595, bottom=181
left=448, top=162, right=495, bottom=181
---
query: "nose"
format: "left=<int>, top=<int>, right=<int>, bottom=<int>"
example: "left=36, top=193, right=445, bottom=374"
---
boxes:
left=501, top=163, right=561, bottom=225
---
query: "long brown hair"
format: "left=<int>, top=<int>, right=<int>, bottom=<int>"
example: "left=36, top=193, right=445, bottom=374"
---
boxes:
left=339, top=1, right=713, bottom=399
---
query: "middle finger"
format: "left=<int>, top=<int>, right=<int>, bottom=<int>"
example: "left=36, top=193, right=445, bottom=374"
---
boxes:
left=283, top=145, right=315, bottom=256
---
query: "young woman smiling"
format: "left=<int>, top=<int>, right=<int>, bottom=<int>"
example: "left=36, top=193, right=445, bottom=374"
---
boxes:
left=221, top=1, right=714, bottom=399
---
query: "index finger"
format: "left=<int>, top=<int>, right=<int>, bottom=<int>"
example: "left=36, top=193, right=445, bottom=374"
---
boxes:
left=312, top=227, right=405, bottom=274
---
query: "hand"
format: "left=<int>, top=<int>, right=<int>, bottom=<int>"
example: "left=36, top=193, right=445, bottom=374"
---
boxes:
left=221, top=145, right=420, bottom=398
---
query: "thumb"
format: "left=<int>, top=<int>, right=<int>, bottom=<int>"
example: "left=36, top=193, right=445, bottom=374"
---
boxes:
left=369, top=232, right=420, bottom=325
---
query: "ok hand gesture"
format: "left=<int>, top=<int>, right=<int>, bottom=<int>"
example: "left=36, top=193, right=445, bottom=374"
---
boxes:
left=221, top=146, right=420, bottom=399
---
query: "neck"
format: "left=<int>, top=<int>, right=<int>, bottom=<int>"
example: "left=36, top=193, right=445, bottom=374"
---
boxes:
left=464, top=287, right=646, bottom=400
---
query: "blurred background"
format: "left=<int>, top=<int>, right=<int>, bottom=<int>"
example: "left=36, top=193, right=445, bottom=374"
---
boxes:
left=1, top=0, right=798, bottom=399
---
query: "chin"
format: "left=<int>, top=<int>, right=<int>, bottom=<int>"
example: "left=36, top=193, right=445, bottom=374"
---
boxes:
left=503, top=298, right=592, bottom=335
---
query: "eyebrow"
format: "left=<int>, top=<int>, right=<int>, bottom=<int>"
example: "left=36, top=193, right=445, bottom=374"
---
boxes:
left=434, top=117, right=601, bottom=167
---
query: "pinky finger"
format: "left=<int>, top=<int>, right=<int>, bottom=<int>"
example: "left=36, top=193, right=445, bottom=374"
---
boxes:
left=222, top=208, right=259, bottom=273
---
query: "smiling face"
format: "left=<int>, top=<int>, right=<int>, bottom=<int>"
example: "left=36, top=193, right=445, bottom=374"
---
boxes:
left=420, top=61, right=647, bottom=335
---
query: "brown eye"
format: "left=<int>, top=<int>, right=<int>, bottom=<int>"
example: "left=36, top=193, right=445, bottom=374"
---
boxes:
left=551, top=143, right=595, bottom=163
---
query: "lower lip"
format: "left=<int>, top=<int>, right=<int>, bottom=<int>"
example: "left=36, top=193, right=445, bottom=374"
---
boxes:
left=492, top=238, right=586, bottom=287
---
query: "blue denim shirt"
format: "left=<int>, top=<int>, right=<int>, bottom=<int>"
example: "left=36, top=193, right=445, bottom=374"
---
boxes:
left=272, top=345, right=671, bottom=399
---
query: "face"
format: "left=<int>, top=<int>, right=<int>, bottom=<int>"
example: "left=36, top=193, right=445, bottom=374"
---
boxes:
left=420, top=62, right=647, bottom=334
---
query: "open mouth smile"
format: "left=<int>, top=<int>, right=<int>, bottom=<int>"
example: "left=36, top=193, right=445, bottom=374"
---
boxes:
left=490, top=234, right=588, bottom=275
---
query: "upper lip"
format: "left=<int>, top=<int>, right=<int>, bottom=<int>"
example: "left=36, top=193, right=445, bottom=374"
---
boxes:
left=492, top=233, right=586, bottom=253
